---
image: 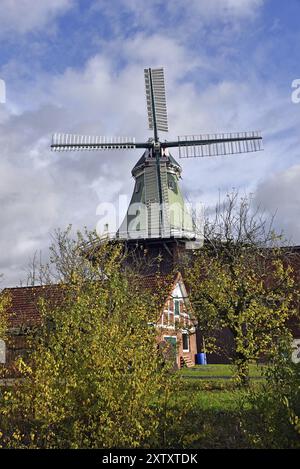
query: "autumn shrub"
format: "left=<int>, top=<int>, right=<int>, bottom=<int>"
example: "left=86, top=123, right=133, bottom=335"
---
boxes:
left=241, top=336, right=300, bottom=448
left=0, top=237, right=180, bottom=448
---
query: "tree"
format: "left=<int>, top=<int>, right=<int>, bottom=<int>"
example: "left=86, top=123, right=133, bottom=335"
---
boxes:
left=186, top=192, right=299, bottom=385
left=23, top=226, right=105, bottom=286
left=0, top=230, right=180, bottom=448
left=243, top=335, right=300, bottom=448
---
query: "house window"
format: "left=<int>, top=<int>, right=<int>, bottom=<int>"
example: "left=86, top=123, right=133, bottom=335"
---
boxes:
left=182, top=332, right=189, bottom=352
left=164, top=336, right=177, bottom=348
left=0, top=339, right=6, bottom=364
left=163, top=336, right=177, bottom=365
left=174, top=299, right=180, bottom=317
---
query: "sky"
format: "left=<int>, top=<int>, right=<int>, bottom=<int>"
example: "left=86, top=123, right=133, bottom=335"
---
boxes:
left=0, top=0, right=300, bottom=286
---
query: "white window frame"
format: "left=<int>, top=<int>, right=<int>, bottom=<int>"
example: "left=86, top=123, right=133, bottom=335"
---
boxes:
left=174, top=298, right=181, bottom=317
left=164, top=335, right=177, bottom=345
left=182, top=331, right=190, bottom=352
left=167, top=300, right=173, bottom=327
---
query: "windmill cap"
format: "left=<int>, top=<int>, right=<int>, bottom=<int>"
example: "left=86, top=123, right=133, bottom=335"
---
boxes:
left=132, top=150, right=182, bottom=177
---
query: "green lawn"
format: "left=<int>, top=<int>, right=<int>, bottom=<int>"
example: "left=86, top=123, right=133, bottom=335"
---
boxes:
left=179, top=363, right=264, bottom=379
left=165, top=364, right=265, bottom=448
left=177, top=365, right=263, bottom=412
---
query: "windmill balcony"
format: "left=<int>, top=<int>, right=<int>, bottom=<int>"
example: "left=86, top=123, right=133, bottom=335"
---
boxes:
left=99, top=227, right=202, bottom=242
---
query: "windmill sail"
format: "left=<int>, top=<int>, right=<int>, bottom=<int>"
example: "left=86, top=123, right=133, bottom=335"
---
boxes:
left=51, top=134, right=138, bottom=151
left=144, top=68, right=168, bottom=133
left=174, top=131, right=262, bottom=158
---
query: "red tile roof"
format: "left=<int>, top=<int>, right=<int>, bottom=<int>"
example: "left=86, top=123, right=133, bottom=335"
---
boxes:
left=2, top=273, right=182, bottom=329
left=3, top=284, right=64, bottom=328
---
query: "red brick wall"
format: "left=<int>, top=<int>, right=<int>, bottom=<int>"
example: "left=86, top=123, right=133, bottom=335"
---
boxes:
left=156, top=287, right=197, bottom=367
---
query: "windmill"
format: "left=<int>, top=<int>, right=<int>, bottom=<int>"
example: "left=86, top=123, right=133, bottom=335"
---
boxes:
left=51, top=67, right=263, bottom=260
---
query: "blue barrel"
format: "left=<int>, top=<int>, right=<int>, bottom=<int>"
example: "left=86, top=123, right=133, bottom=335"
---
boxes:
left=196, top=352, right=207, bottom=365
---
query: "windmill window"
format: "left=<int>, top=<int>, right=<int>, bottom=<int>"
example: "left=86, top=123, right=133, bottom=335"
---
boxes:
left=168, top=177, right=178, bottom=194
left=168, top=179, right=175, bottom=190
left=135, top=182, right=141, bottom=193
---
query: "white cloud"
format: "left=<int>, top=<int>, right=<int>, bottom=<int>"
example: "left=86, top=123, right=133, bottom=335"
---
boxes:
left=103, top=0, right=263, bottom=16
left=0, top=0, right=74, bottom=35
left=94, top=0, right=264, bottom=27
left=174, top=0, right=264, bottom=19
left=213, top=0, right=264, bottom=16
left=255, top=165, right=300, bottom=244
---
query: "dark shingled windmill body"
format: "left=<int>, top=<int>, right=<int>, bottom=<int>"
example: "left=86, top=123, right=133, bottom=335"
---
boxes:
left=51, top=68, right=263, bottom=272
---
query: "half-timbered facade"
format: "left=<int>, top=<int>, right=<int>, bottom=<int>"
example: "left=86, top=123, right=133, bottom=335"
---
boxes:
left=155, top=272, right=197, bottom=368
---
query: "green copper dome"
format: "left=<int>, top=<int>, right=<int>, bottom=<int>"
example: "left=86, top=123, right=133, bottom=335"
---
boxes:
left=117, top=149, right=197, bottom=241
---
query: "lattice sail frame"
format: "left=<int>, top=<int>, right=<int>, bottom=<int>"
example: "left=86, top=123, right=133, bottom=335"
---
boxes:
left=177, top=131, right=262, bottom=158
left=51, top=134, right=136, bottom=151
left=144, top=67, right=168, bottom=133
